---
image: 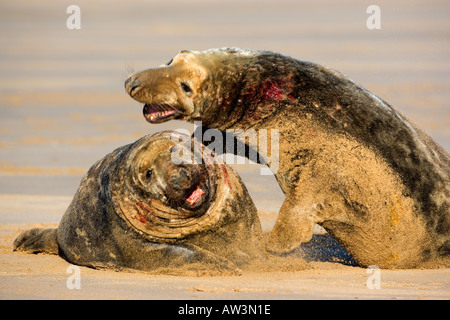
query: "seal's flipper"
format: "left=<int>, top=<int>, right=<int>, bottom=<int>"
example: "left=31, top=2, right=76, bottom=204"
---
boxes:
left=265, top=198, right=316, bottom=254
left=192, top=126, right=266, bottom=165
left=13, top=228, right=59, bottom=255
left=125, top=243, right=242, bottom=276
left=179, top=244, right=242, bottom=276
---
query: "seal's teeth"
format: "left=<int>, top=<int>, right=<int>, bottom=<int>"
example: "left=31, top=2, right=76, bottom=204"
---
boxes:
left=149, top=110, right=176, bottom=121
left=143, top=104, right=181, bottom=123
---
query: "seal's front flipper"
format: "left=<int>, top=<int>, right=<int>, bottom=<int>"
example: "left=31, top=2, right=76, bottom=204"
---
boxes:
left=191, top=126, right=265, bottom=165
left=265, top=198, right=317, bottom=254
left=134, top=242, right=242, bottom=276
left=163, top=244, right=242, bottom=276
left=13, top=228, right=59, bottom=255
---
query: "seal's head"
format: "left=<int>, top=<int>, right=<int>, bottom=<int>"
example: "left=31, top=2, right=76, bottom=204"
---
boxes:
left=134, top=140, right=210, bottom=213
left=13, top=131, right=265, bottom=273
left=109, top=131, right=218, bottom=241
left=106, top=131, right=263, bottom=261
left=125, top=48, right=260, bottom=127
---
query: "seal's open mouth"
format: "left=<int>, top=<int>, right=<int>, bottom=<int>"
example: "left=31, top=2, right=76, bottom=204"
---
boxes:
left=161, top=163, right=212, bottom=214
left=143, top=104, right=183, bottom=123
left=186, top=185, right=206, bottom=207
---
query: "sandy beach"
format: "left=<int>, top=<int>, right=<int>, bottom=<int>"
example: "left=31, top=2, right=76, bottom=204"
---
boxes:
left=0, top=0, right=449, bottom=300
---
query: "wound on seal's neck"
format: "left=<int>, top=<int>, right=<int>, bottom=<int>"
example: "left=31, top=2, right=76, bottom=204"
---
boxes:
left=212, top=54, right=297, bottom=130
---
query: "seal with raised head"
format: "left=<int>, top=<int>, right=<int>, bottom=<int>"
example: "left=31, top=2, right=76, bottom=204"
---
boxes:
left=125, top=48, right=450, bottom=268
left=13, top=131, right=263, bottom=274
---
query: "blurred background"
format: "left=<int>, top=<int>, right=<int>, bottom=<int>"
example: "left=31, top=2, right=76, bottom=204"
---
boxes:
left=0, top=0, right=449, bottom=229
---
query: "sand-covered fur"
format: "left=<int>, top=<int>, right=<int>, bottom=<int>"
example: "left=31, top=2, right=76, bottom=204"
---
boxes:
left=126, top=48, right=450, bottom=268
left=14, top=132, right=264, bottom=274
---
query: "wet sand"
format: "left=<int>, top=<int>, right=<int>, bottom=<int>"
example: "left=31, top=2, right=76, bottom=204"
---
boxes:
left=0, top=0, right=449, bottom=299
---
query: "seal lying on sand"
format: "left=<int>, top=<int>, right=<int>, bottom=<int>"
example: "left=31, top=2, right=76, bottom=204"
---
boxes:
left=125, top=48, right=450, bottom=268
left=14, top=131, right=263, bottom=274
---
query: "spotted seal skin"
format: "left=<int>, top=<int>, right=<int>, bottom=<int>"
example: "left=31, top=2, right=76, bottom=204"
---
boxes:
left=125, top=48, right=450, bottom=268
left=14, top=131, right=263, bottom=274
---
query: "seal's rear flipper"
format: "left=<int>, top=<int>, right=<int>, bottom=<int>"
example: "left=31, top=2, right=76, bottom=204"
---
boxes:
left=13, top=228, right=59, bottom=255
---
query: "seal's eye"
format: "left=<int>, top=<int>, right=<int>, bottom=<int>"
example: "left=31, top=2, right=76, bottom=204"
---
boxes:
left=145, top=170, right=153, bottom=180
left=166, top=58, right=173, bottom=66
left=181, top=82, right=192, bottom=95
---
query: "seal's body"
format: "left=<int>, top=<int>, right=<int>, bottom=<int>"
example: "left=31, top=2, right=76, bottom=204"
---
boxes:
left=125, top=48, right=450, bottom=268
left=14, top=132, right=263, bottom=274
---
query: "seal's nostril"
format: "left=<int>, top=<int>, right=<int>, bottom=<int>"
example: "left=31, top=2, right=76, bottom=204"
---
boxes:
left=125, top=76, right=141, bottom=95
left=167, top=168, right=195, bottom=192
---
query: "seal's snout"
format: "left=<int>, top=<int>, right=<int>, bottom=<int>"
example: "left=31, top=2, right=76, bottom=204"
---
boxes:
left=169, top=167, right=194, bottom=190
left=125, top=75, right=141, bottom=96
left=164, top=164, right=208, bottom=209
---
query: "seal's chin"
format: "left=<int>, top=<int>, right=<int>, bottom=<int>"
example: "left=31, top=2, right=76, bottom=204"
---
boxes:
left=143, top=104, right=184, bottom=123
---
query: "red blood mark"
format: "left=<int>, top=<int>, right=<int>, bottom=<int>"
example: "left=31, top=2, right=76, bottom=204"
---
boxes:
left=263, top=82, right=284, bottom=101
left=138, top=214, right=147, bottom=224
left=243, top=79, right=295, bottom=105
left=260, top=80, right=296, bottom=102
left=221, top=165, right=231, bottom=189
left=134, top=202, right=149, bottom=223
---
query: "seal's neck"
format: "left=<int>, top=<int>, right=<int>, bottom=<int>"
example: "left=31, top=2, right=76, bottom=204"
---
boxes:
left=206, top=52, right=299, bottom=130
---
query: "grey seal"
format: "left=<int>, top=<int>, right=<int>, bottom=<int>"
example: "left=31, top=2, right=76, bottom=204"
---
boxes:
left=14, top=131, right=263, bottom=274
left=125, top=48, right=450, bottom=268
